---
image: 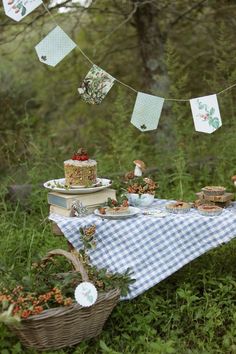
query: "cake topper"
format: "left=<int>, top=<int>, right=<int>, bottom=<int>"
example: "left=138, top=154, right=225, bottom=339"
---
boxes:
left=72, top=148, right=89, bottom=161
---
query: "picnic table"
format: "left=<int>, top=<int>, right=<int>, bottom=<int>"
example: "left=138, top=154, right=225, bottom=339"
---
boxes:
left=49, top=199, right=236, bottom=300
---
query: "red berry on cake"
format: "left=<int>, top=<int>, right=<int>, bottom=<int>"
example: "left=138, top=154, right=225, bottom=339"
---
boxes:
left=72, top=148, right=89, bottom=161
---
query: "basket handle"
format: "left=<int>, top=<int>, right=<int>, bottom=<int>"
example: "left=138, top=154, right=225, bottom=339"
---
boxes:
left=41, top=249, right=89, bottom=282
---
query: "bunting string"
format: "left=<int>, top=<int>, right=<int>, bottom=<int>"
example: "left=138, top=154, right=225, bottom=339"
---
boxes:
left=216, top=82, right=236, bottom=96
left=40, top=0, right=236, bottom=101
left=41, top=2, right=57, bottom=25
left=3, top=0, right=236, bottom=100
left=2, top=0, right=236, bottom=133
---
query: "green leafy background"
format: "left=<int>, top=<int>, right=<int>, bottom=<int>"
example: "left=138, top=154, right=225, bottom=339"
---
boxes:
left=0, top=0, right=236, bottom=352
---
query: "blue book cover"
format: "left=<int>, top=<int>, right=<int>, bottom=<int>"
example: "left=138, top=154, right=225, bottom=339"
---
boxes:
left=47, top=189, right=116, bottom=209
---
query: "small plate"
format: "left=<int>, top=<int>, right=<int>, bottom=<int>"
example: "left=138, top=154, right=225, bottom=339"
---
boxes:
left=44, top=178, right=112, bottom=194
left=94, top=206, right=140, bottom=219
left=142, top=209, right=168, bottom=217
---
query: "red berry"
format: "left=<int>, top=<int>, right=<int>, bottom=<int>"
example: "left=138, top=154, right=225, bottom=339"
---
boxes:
left=123, top=200, right=129, bottom=207
left=72, top=153, right=89, bottom=161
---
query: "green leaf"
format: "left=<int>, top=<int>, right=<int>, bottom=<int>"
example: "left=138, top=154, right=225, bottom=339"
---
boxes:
left=210, top=117, right=220, bottom=129
left=1, top=350, right=10, bottom=354
left=11, top=342, right=22, bottom=354
left=0, top=305, right=21, bottom=326
left=100, top=340, right=110, bottom=352
left=21, top=6, right=26, bottom=16
left=210, top=107, right=215, bottom=115
left=99, top=340, right=121, bottom=353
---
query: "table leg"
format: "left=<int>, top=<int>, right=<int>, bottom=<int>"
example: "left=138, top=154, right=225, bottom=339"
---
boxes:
left=51, top=222, right=74, bottom=251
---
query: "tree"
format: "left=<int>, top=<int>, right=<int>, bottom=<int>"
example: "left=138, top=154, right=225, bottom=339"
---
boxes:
left=1, top=0, right=236, bottom=181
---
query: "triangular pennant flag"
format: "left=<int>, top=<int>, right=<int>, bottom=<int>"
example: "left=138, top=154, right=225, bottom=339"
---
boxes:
left=3, top=0, right=42, bottom=22
left=35, top=26, right=77, bottom=67
left=78, top=65, right=115, bottom=104
left=190, top=94, right=222, bottom=134
left=130, top=92, right=164, bottom=131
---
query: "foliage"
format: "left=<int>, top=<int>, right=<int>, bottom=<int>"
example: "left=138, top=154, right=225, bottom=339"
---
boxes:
left=93, top=88, right=148, bottom=177
left=124, top=176, right=158, bottom=195
left=0, top=0, right=236, bottom=352
left=0, top=191, right=236, bottom=352
left=0, top=286, right=72, bottom=321
left=1, top=1, right=236, bottom=188
left=105, top=197, right=128, bottom=209
left=0, top=222, right=134, bottom=324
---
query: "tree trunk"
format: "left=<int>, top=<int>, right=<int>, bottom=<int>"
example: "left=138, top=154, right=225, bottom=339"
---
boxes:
left=132, top=0, right=167, bottom=93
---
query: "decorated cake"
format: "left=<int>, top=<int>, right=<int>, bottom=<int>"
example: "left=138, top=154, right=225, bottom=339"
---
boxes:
left=197, top=204, right=223, bottom=216
left=165, top=201, right=191, bottom=214
left=64, top=148, right=97, bottom=187
left=201, top=186, right=226, bottom=196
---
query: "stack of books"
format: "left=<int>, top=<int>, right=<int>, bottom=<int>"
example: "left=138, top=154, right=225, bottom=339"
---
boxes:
left=48, top=188, right=117, bottom=217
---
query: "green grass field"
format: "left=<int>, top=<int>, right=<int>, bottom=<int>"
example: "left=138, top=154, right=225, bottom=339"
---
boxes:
left=0, top=184, right=236, bottom=354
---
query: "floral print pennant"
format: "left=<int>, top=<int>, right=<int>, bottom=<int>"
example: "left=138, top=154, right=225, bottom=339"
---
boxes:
left=3, top=0, right=42, bottom=21
left=190, top=94, right=222, bottom=134
left=130, top=92, right=164, bottom=131
left=78, top=65, right=115, bottom=104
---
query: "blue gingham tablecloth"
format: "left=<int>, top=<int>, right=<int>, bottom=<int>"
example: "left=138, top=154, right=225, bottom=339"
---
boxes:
left=49, top=199, right=236, bottom=300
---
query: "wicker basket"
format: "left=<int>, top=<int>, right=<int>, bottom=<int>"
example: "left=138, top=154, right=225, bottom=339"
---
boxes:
left=8, top=249, right=120, bottom=351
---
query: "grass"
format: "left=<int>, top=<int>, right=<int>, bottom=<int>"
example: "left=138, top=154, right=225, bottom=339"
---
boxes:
left=0, top=184, right=236, bottom=354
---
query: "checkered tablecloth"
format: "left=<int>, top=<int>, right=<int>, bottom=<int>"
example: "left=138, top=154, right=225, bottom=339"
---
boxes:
left=49, top=199, right=236, bottom=300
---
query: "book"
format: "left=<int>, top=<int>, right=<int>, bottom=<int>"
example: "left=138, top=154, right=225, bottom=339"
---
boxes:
left=47, top=188, right=116, bottom=209
left=196, top=192, right=234, bottom=202
left=50, top=204, right=100, bottom=217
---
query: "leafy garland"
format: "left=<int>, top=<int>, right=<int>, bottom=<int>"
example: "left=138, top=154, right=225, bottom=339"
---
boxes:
left=0, top=225, right=135, bottom=324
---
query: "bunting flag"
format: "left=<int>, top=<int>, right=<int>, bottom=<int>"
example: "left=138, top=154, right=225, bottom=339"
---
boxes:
left=35, top=26, right=77, bottom=67
left=2, top=0, right=235, bottom=134
left=3, top=0, right=42, bottom=21
left=78, top=65, right=115, bottom=104
left=130, top=92, right=164, bottom=131
left=190, top=94, right=222, bottom=134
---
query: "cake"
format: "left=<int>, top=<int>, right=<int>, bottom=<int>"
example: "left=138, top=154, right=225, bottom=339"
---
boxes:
left=98, top=198, right=129, bottom=215
left=201, top=186, right=226, bottom=196
left=105, top=205, right=130, bottom=215
left=64, top=148, right=97, bottom=187
left=197, top=204, right=223, bottom=216
left=165, top=201, right=191, bottom=214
